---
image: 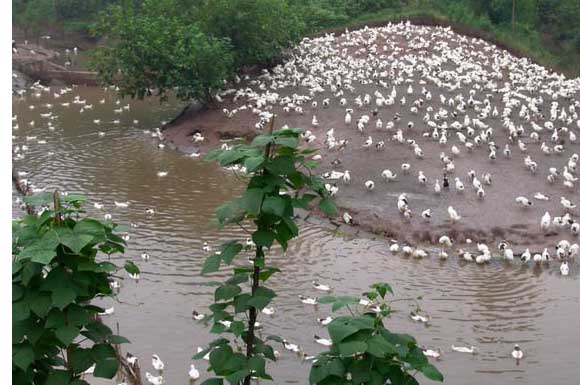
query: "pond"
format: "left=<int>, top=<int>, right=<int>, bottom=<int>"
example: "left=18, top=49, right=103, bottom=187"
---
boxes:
left=12, top=86, right=580, bottom=385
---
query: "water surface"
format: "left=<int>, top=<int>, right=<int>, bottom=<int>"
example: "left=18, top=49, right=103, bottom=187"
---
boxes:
left=12, top=87, right=579, bottom=385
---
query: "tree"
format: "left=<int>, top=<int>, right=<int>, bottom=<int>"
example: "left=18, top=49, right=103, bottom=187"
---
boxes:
left=198, top=0, right=304, bottom=66
left=91, top=0, right=234, bottom=102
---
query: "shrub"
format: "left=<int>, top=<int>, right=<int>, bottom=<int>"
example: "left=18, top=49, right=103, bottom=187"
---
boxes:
left=198, top=0, right=305, bottom=66
left=12, top=193, right=138, bottom=385
left=312, top=283, right=444, bottom=385
left=91, top=1, right=234, bottom=102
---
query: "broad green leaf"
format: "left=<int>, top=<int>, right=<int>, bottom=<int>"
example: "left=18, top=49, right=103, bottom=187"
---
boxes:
left=12, top=342, right=34, bottom=371
left=251, top=134, right=273, bottom=146
left=200, top=379, right=224, bottom=385
left=240, top=188, right=264, bottom=216
left=329, top=296, right=359, bottom=312
left=124, top=260, right=140, bottom=275
left=220, top=241, right=242, bottom=264
left=108, top=335, right=131, bottom=344
left=70, top=347, right=95, bottom=374
left=202, top=253, right=222, bottom=275
left=12, top=302, right=30, bottom=322
left=55, top=325, right=80, bottom=345
left=262, top=196, right=285, bottom=217
left=328, top=316, right=374, bottom=343
left=274, top=136, right=298, bottom=148
left=230, top=321, right=245, bottom=337
left=60, top=231, right=94, bottom=253
left=225, top=369, right=251, bottom=385
left=367, top=335, right=396, bottom=357
left=93, top=358, right=119, bottom=379
left=266, top=155, right=295, bottom=175
left=247, top=286, right=276, bottom=310
left=92, top=344, right=117, bottom=361
left=209, top=345, right=234, bottom=374
left=215, top=284, right=241, bottom=301
left=45, top=370, right=69, bottom=385
left=421, top=363, right=444, bottom=382
left=252, top=230, right=275, bottom=248
left=338, top=340, right=367, bottom=356
left=51, top=287, right=77, bottom=310
left=244, top=155, right=265, bottom=172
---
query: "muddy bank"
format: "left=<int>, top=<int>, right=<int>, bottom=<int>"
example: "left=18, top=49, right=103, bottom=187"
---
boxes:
left=12, top=40, right=99, bottom=86
left=162, top=23, right=580, bottom=252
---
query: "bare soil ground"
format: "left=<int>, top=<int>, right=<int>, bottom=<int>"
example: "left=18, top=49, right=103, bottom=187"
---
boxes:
left=163, top=24, right=580, bottom=252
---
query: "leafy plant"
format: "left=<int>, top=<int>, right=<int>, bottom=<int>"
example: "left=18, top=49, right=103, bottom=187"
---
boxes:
left=196, top=123, right=337, bottom=385
left=91, top=0, right=234, bottom=102
left=197, top=0, right=305, bottom=66
left=311, top=283, right=444, bottom=385
left=12, top=192, right=138, bottom=385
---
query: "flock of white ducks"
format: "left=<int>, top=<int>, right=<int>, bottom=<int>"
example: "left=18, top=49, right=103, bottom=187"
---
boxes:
left=211, top=21, right=579, bottom=272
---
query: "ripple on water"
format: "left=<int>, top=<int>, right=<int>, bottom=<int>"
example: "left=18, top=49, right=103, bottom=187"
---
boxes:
left=12, top=87, right=580, bottom=385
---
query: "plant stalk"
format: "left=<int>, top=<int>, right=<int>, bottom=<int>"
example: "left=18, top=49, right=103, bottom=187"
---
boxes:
left=243, top=117, right=275, bottom=385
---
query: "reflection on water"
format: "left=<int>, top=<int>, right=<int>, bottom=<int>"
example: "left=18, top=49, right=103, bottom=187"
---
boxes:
left=12, top=87, right=580, bottom=385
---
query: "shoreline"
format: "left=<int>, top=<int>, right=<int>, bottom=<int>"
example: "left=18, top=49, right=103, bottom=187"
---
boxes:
left=161, top=22, right=579, bottom=252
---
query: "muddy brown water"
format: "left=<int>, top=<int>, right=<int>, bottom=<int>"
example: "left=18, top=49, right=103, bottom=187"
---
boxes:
left=12, top=85, right=580, bottom=385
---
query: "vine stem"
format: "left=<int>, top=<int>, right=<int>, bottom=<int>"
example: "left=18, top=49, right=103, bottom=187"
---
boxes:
left=243, top=117, right=275, bottom=385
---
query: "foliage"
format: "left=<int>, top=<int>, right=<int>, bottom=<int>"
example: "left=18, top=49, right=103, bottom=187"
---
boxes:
left=14, top=0, right=57, bottom=35
left=12, top=193, right=137, bottom=385
left=91, top=0, right=234, bottom=102
left=198, top=126, right=337, bottom=385
left=198, top=0, right=304, bottom=66
left=312, top=283, right=443, bottom=385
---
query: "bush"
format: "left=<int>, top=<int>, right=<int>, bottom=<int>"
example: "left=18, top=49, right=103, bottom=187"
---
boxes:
left=91, top=1, right=234, bottom=102
left=312, top=283, right=443, bottom=384
left=344, top=0, right=401, bottom=17
left=12, top=193, right=137, bottom=385
left=198, top=0, right=304, bottom=66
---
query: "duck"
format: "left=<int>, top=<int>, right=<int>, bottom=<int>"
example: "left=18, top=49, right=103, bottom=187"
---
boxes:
left=192, top=311, right=206, bottom=321
left=560, top=261, right=569, bottom=276
left=313, top=281, right=332, bottom=291
left=298, top=295, right=317, bottom=305
left=451, top=345, right=476, bottom=354
left=145, top=372, right=164, bottom=385
left=283, top=340, right=300, bottom=353
left=145, top=208, right=156, bottom=215
left=515, top=196, right=533, bottom=207
left=98, top=306, right=115, bottom=316
left=262, top=306, right=275, bottom=316
left=447, top=206, right=461, bottom=222
left=511, top=344, right=523, bottom=360
left=314, top=335, right=332, bottom=346
left=141, top=252, right=150, bottom=261
left=202, top=242, right=211, bottom=252
left=188, top=364, right=200, bottom=380
left=318, top=316, right=333, bottom=326
left=151, top=354, right=164, bottom=371
left=94, top=202, right=104, bottom=210
left=410, top=312, right=429, bottom=323
left=520, top=248, right=532, bottom=262
left=381, top=169, right=397, bottom=181
left=364, top=180, right=375, bottom=190
left=422, top=348, right=442, bottom=359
